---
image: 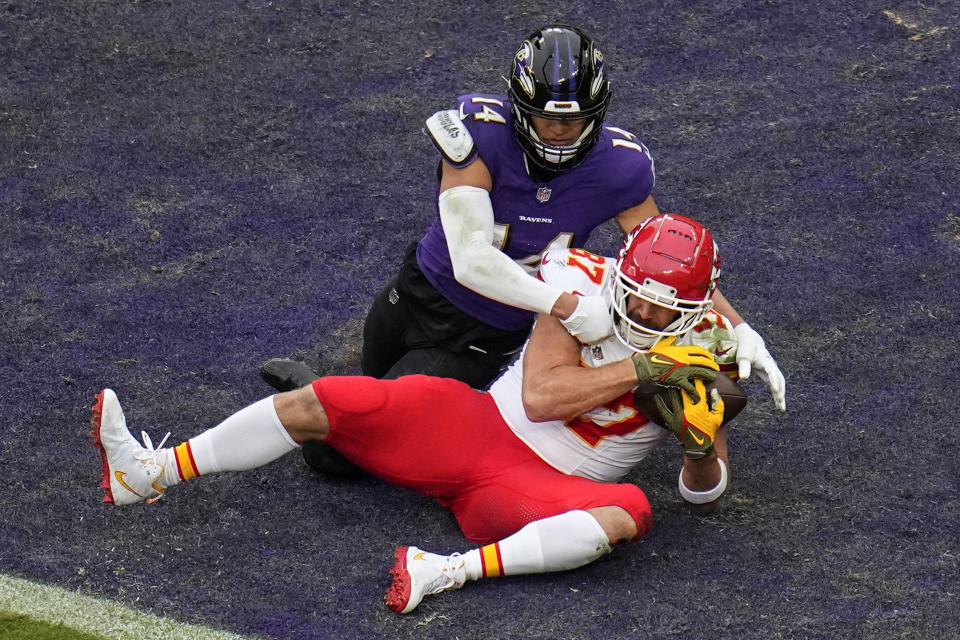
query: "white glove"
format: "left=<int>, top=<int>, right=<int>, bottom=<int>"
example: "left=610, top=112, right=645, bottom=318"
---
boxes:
left=733, top=323, right=786, bottom=412
left=560, top=295, right=615, bottom=344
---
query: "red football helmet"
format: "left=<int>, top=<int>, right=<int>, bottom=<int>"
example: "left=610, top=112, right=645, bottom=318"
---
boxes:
left=610, top=214, right=721, bottom=351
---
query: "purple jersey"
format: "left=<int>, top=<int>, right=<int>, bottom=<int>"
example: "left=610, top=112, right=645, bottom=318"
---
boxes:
left=417, top=92, right=655, bottom=330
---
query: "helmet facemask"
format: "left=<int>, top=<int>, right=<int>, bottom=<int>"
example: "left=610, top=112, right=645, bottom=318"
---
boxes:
left=609, top=214, right=721, bottom=353
left=511, top=109, right=605, bottom=173
left=610, top=270, right=715, bottom=352
left=507, top=25, right=611, bottom=175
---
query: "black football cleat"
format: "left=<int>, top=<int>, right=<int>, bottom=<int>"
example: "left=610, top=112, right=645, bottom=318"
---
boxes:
left=259, top=358, right=320, bottom=392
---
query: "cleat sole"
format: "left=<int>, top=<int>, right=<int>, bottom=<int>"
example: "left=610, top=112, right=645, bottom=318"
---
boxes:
left=90, top=391, right=114, bottom=504
left=383, top=546, right=413, bottom=613
left=90, top=390, right=116, bottom=504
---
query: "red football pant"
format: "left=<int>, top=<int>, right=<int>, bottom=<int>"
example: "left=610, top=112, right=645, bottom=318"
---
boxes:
left=312, top=375, right=652, bottom=544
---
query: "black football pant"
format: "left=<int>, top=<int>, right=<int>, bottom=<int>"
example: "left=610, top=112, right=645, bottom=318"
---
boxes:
left=360, top=243, right=530, bottom=390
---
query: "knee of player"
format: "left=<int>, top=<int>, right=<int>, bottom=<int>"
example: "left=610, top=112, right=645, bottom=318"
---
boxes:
left=588, top=488, right=653, bottom=544
left=273, top=385, right=331, bottom=444
left=585, top=506, right=640, bottom=545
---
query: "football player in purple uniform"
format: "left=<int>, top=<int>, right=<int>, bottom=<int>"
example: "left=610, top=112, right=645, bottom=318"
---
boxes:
left=261, top=25, right=785, bottom=472
left=263, top=25, right=655, bottom=389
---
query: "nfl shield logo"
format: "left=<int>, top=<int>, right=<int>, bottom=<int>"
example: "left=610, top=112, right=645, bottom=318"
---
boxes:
left=536, top=186, right=552, bottom=203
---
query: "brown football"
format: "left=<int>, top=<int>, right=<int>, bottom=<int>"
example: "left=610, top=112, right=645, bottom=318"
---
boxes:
left=633, top=373, right=748, bottom=428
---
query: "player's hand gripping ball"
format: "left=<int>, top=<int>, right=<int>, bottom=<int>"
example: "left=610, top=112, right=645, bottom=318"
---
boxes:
left=634, top=374, right=748, bottom=459
left=630, top=336, right=720, bottom=402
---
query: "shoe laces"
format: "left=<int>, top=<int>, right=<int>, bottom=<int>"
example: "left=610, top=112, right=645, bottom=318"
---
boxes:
left=135, top=430, right=171, bottom=504
left=436, top=552, right=465, bottom=590
left=134, top=430, right=170, bottom=462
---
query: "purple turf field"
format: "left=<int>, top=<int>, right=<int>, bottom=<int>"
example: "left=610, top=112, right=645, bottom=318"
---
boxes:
left=2, top=1, right=958, bottom=638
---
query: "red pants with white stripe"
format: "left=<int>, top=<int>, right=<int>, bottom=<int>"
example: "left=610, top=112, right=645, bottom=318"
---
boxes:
left=312, top=375, right=652, bottom=544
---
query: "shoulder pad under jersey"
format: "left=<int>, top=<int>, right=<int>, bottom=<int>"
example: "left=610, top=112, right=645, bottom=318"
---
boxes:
left=538, top=248, right=613, bottom=297
left=425, top=109, right=477, bottom=167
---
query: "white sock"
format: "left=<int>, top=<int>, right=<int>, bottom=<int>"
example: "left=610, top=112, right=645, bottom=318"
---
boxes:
left=462, top=510, right=612, bottom=581
left=163, top=396, right=299, bottom=485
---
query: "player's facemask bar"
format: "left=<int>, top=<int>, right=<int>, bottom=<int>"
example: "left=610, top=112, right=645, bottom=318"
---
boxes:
left=609, top=271, right=713, bottom=353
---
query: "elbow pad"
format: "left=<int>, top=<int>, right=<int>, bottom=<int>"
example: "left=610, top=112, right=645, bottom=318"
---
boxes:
left=438, top=185, right=562, bottom=315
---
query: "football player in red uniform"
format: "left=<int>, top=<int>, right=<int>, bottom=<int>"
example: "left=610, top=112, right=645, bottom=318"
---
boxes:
left=94, top=214, right=777, bottom=613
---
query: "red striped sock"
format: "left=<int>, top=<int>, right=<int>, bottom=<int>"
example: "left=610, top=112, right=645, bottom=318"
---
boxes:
left=479, top=542, right=505, bottom=578
left=173, top=441, right=201, bottom=481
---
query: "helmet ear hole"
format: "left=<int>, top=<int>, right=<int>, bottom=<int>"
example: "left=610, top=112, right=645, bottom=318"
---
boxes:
left=508, top=25, right=611, bottom=174
left=610, top=214, right=721, bottom=352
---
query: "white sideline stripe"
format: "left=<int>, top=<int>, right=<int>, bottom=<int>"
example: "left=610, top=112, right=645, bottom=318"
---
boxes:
left=0, top=573, right=261, bottom=640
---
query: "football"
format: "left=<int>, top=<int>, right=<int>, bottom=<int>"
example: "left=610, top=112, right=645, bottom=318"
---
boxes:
left=633, top=373, right=748, bottom=428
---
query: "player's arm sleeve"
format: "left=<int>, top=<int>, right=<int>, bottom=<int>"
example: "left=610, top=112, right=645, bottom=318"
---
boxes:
left=439, top=185, right=563, bottom=315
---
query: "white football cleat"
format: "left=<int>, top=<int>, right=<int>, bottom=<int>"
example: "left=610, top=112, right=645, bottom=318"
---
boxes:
left=91, top=389, right=169, bottom=506
left=384, top=546, right=466, bottom=614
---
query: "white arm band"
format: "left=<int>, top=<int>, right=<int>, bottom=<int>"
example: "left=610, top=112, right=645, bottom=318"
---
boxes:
left=678, top=457, right=728, bottom=504
left=438, top=185, right=563, bottom=315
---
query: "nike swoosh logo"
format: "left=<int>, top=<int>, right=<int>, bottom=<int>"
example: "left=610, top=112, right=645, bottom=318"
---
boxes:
left=715, top=346, right=733, bottom=356
left=458, top=103, right=467, bottom=120
left=114, top=470, right=166, bottom=498
left=414, top=551, right=427, bottom=560
left=688, top=430, right=706, bottom=446
left=649, top=355, right=673, bottom=366
left=115, top=470, right=146, bottom=497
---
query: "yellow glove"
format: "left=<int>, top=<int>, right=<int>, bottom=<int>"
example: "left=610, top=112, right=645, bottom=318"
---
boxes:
left=655, top=379, right=725, bottom=459
left=632, top=336, right=719, bottom=403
